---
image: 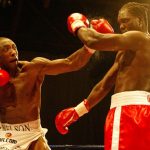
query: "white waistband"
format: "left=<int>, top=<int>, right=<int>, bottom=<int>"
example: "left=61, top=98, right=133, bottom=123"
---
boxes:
left=110, top=91, right=150, bottom=109
left=0, top=119, right=42, bottom=131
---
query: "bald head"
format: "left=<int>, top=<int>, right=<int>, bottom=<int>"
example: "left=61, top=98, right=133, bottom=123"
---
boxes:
left=0, top=37, right=18, bottom=57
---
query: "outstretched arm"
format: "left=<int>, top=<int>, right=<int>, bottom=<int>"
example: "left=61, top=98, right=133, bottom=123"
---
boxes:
left=31, top=45, right=95, bottom=75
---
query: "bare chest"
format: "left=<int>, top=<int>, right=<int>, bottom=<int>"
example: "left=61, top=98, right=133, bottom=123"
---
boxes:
left=0, top=73, right=41, bottom=123
left=0, top=73, right=38, bottom=108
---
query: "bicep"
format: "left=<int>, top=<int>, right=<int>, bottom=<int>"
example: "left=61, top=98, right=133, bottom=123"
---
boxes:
left=31, top=57, right=71, bottom=75
left=112, top=31, right=146, bottom=51
left=93, top=33, right=133, bottom=51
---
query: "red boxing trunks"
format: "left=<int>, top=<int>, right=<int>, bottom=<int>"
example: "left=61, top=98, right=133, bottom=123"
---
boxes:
left=105, top=91, right=150, bottom=150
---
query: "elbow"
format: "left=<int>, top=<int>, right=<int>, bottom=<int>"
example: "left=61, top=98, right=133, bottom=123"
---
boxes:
left=83, top=37, right=100, bottom=50
left=83, top=37, right=95, bottom=49
left=84, top=41, right=93, bottom=49
left=77, top=28, right=98, bottom=49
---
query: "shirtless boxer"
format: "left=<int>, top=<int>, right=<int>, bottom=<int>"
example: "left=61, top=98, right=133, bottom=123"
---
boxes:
left=55, top=2, right=150, bottom=150
left=0, top=36, right=97, bottom=150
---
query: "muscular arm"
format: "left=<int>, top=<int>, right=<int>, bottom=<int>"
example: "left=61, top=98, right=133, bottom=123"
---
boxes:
left=86, top=52, right=121, bottom=109
left=31, top=46, right=94, bottom=75
left=77, top=28, right=147, bottom=51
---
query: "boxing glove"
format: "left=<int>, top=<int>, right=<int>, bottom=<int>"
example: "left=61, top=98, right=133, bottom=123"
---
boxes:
left=0, top=69, right=10, bottom=86
left=55, top=99, right=90, bottom=135
left=90, top=19, right=114, bottom=33
left=67, top=13, right=89, bottom=35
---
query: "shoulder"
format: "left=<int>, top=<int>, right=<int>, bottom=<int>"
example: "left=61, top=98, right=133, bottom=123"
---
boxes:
left=17, top=60, right=36, bottom=73
left=23, top=57, right=53, bottom=72
left=119, top=31, right=148, bottom=50
left=18, top=60, right=30, bottom=69
left=123, top=31, right=148, bottom=40
left=31, top=57, right=52, bottom=64
left=18, top=57, right=51, bottom=67
left=18, top=59, right=45, bottom=78
left=18, top=58, right=45, bottom=71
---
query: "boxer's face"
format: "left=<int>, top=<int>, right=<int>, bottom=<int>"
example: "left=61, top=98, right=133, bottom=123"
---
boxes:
left=0, top=38, right=18, bottom=69
left=117, top=8, right=142, bottom=33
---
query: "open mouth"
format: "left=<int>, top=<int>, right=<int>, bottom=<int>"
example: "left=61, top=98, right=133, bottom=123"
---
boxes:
left=9, top=59, right=18, bottom=63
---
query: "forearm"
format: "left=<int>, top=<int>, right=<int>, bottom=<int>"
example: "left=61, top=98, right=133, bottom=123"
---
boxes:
left=67, top=45, right=95, bottom=71
left=86, top=82, right=113, bottom=109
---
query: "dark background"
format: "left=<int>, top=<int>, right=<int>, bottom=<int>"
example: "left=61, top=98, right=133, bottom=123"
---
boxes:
left=0, top=0, right=149, bottom=147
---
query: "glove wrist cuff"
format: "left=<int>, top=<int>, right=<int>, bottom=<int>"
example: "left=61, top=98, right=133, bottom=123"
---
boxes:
left=75, top=99, right=90, bottom=117
left=71, top=20, right=87, bottom=34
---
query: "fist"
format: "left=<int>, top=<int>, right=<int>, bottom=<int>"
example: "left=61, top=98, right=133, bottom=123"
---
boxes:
left=0, top=69, right=10, bottom=86
left=55, top=107, right=79, bottom=135
left=90, top=19, right=114, bottom=33
left=67, top=13, right=89, bottom=34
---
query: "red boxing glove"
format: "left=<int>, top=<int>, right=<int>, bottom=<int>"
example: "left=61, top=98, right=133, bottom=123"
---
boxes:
left=67, top=13, right=89, bottom=34
left=0, top=69, right=10, bottom=86
left=55, top=99, right=90, bottom=135
left=90, top=19, right=114, bottom=33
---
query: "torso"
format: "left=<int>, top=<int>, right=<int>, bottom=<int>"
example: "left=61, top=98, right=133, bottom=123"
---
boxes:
left=0, top=61, right=44, bottom=124
left=115, top=34, right=150, bottom=93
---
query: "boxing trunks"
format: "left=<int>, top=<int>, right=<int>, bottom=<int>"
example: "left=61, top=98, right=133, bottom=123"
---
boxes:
left=0, top=119, right=50, bottom=150
left=105, top=91, right=150, bottom=150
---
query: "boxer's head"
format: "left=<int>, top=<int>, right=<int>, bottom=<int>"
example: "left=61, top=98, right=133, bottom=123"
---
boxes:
left=118, top=2, right=149, bottom=33
left=0, top=37, right=18, bottom=70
